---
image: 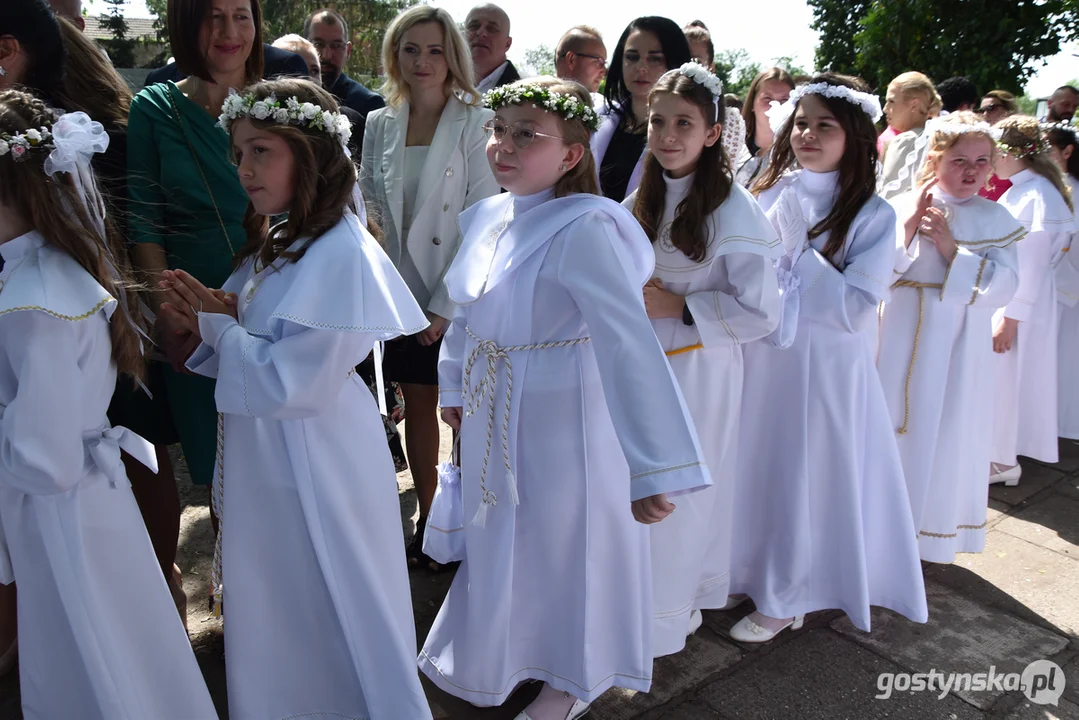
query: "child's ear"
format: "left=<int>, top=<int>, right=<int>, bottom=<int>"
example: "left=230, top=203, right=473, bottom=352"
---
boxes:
left=562, top=142, right=587, bottom=171
left=703, top=122, right=723, bottom=148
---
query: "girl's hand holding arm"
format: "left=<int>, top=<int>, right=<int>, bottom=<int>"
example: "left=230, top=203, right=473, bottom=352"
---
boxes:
left=642, top=278, right=686, bottom=320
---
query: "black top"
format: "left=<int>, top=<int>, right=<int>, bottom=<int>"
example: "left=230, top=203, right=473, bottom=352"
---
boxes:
left=492, top=61, right=521, bottom=89
left=143, top=44, right=308, bottom=87
left=328, top=72, right=386, bottom=118
left=600, top=124, right=646, bottom=202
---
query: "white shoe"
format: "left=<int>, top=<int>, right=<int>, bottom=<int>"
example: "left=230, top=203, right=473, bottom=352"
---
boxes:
left=515, top=698, right=590, bottom=720
left=729, top=613, right=804, bottom=643
left=721, top=594, right=748, bottom=611
left=687, top=608, right=703, bottom=637
left=989, top=464, right=1021, bottom=487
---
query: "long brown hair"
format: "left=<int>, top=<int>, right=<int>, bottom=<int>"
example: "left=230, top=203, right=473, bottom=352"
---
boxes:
left=0, top=90, right=145, bottom=381
left=753, top=72, right=879, bottom=267
left=633, top=69, right=731, bottom=262
left=52, top=16, right=132, bottom=129
left=998, top=115, right=1074, bottom=212
left=742, top=68, right=795, bottom=146
left=231, top=79, right=363, bottom=268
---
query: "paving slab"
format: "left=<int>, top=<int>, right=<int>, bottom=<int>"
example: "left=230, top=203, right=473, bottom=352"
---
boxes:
left=696, top=629, right=983, bottom=720
left=931, top=530, right=1079, bottom=637
left=1006, top=698, right=1079, bottom=720
left=590, top=630, right=742, bottom=720
left=995, top=494, right=1079, bottom=560
left=1051, top=439, right=1079, bottom=474
left=991, top=463, right=1066, bottom=508
left=831, top=580, right=1068, bottom=709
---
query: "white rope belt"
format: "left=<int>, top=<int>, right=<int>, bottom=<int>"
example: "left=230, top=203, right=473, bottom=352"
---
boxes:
left=463, top=326, right=591, bottom=527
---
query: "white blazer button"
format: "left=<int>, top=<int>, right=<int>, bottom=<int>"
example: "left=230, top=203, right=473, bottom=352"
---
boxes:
left=432, top=237, right=442, bottom=245
left=445, top=167, right=454, bottom=177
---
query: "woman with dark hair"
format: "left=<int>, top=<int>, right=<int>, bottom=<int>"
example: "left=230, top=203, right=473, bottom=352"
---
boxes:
left=594, top=16, right=691, bottom=202
left=734, top=67, right=795, bottom=187
left=127, top=0, right=264, bottom=556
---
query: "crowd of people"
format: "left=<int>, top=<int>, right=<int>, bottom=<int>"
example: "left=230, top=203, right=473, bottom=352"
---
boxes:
left=0, top=0, right=1077, bottom=719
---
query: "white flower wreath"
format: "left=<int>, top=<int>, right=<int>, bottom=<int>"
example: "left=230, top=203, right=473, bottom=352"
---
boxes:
left=483, top=84, right=600, bottom=132
left=766, top=82, right=884, bottom=134
left=933, top=120, right=1003, bottom=141
left=0, top=125, right=53, bottom=161
left=677, top=61, right=723, bottom=98
left=218, top=90, right=352, bottom=149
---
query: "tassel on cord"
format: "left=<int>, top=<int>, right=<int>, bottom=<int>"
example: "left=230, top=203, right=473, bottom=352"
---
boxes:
left=212, top=587, right=223, bottom=617
left=505, top=471, right=520, bottom=506
left=471, top=500, right=489, bottom=528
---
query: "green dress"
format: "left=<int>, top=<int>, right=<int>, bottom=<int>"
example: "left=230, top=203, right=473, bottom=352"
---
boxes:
left=128, top=81, right=248, bottom=486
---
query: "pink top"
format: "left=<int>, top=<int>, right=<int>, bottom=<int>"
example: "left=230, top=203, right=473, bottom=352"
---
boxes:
left=877, top=125, right=899, bottom=155
left=979, top=175, right=1013, bottom=202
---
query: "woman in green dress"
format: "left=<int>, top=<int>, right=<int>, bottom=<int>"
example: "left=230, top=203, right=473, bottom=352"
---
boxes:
left=128, top=0, right=263, bottom=495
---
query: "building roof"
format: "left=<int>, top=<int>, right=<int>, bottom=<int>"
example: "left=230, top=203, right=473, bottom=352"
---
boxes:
left=84, top=15, right=158, bottom=41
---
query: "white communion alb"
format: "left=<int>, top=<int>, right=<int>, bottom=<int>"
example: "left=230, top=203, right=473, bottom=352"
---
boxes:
left=186, top=213, right=432, bottom=720
left=879, top=191, right=1021, bottom=562
left=0, top=231, right=217, bottom=719
left=624, top=175, right=782, bottom=657
left=420, top=189, right=711, bottom=705
left=730, top=170, right=928, bottom=630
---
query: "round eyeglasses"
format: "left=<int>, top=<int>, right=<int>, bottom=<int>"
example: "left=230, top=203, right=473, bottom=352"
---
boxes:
left=482, top=119, right=565, bottom=149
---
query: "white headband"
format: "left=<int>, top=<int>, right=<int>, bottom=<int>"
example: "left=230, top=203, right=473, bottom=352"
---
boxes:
left=766, top=82, right=884, bottom=134
left=675, top=62, right=724, bottom=122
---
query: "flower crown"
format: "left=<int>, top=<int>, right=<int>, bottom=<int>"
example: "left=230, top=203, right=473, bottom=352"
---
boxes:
left=766, top=82, right=884, bottom=134
left=0, top=125, right=53, bottom=161
left=933, top=119, right=1003, bottom=142
left=997, top=134, right=1050, bottom=159
left=677, top=62, right=723, bottom=98
left=218, top=90, right=352, bottom=149
left=483, top=84, right=600, bottom=132
left=1042, top=120, right=1079, bottom=140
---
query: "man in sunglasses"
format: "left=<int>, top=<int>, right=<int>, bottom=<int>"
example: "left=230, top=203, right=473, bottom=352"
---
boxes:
left=555, top=25, right=608, bottom=94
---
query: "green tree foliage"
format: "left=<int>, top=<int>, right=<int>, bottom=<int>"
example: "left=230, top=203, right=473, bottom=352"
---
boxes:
left=715, top=49, right=760, bottom=99
left=99, top=0, right=138, bottom=67
left=808, top=0, right=1079, bottom=94
left=524, top=44, right=555, bottom=77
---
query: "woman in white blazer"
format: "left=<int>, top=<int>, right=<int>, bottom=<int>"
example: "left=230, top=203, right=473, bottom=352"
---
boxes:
left=361, top=4, right=499, bottom=570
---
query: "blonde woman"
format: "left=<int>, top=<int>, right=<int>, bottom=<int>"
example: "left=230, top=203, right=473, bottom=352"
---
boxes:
left=880, top=71, right=941, bottom=198
left=360, top=5, right=500, bottom=571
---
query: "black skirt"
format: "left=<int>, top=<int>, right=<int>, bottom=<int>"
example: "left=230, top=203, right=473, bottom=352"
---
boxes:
left=384, top=334, right=442, bottom=386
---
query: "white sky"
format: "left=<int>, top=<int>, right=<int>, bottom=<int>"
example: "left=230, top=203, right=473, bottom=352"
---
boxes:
left=100, top=0, right=1079, bottom=98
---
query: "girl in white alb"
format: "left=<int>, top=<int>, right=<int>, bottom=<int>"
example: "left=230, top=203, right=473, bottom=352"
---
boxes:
left=878, top=112, right=1021, bottom=562
left=0, top=92, right=216, bottom=718
left=422, top=77, right=711, bottom=720
left=158, top=79, right=432, bottom=720
left=1047, top=123, right=1079, bottom=439
left=989, top=116, right=1076, bottom=486
left=727, top=74, right=928, bottom=643
left=623, top=63, right=781, bottom=658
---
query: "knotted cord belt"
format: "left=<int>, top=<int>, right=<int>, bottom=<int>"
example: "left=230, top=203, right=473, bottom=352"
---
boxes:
left=463, top=326, right=591, bottom=526
left=891, top=279, right=943, bottom=435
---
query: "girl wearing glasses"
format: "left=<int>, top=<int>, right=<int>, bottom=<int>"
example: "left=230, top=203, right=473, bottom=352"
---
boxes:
left=360, top=5, right=499, bottom=572
left=421, top=77, right=709, bottom=720
left=593, top=16, right=691, bottom=202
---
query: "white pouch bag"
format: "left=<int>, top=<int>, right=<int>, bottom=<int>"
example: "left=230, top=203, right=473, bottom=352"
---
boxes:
left=423, top=436, right=465, bottom=564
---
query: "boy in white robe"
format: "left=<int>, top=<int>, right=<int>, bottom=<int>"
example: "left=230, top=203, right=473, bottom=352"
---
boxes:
left=878, top=113, right=1022, bottom=563
left=422, top=78, right=711, bottom=720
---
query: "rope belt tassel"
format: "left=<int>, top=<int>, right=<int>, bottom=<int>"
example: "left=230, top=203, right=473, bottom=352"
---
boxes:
left=462, top=326, right=591, bottom=527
